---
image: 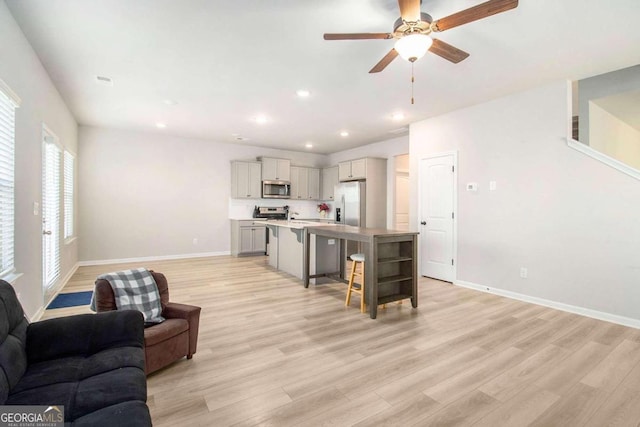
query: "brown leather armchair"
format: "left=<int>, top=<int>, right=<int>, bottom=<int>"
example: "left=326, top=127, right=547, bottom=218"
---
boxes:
left=93, top=271, right=201, bottom=375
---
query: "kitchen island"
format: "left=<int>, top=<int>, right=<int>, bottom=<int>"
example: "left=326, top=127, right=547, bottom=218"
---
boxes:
left=304, top=225, right=419, bottom=319
left=255, top=220, right=340, bottom=283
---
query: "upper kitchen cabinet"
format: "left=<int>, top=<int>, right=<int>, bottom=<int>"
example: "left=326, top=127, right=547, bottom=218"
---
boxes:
left=338, top=157, right=388, bottom=182
left=338, top=158, right=367, bottom=181
left=308, top=168, right=320, bottom=200
left=291, top=166, right=320, bottom=200
left=231, top=161, right=262, bottom=199
left=321, top=166, right=339, bottom=200
left=260, top=157, right=291, bottom=181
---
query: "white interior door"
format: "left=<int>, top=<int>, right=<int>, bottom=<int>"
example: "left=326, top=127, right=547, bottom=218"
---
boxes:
left=42, top=130, right=61, bottom=294
left=419, top=153, right=456, bottom=281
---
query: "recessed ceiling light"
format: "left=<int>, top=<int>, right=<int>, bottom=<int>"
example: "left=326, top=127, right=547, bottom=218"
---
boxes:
left=95, top=75, right=113, bottom=86
left=156, top=122, right=167, bottom=129
left=392, top=112, right=405, bottom=121
left=163, top=99, right=178, bottom=106
left=254, top=115, right=269, bottom=124
left=340, top=131, right=349, bottom=137
left=305, top=143, right=313, bottom=148
left=296, top=89, right=311, bottom=98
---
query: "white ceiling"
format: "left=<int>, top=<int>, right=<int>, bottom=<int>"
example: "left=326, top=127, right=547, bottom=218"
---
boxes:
left=6, top=0, right=640, bottom=154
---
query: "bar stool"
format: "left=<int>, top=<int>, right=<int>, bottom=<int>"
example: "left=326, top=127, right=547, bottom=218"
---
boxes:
left=345, top=253, right=365, bottom=313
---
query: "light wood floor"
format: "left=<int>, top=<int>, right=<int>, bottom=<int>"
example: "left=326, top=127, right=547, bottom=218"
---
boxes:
left=44, top=256, right=640, bottom=426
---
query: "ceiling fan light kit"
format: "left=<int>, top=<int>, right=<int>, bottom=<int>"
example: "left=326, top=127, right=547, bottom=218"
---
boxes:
left=323, top=0, right=519, bottom=73
left=395, top=33, right=433, bottom=62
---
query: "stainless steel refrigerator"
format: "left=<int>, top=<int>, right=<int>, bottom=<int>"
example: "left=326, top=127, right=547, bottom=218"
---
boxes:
left=334, top=181, right=366, bottom=258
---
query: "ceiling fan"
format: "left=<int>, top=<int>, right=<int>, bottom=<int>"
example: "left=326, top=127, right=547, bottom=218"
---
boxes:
left=324, top=0, right=519, bottom=73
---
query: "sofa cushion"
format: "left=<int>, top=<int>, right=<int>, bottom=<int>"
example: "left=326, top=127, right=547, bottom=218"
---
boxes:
left=10, top=345, right=144, bottom=395
left=70, top=401, right=151, bottom=427
left=7, top=366, right=147, bottom=421
left=0, top=281, right=29, bottom=404
left=144, top=318, right=188, bottom=347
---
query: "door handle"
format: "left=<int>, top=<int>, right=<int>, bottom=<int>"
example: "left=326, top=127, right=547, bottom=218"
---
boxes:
left=43, top=230, right=52, bottom=235
left=420, top=221, right=426, bottom=226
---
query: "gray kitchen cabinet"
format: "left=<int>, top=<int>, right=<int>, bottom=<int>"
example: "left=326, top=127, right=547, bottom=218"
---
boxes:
left=308, top=168, right=320, bottom=200
left=260, top=157, right=290, bottom=181
left=338, top=158, right=367, bottom=181
left=230, top=161, right=262, bottom=199
left=291, top=166, right=320, bottom=200
left=321, top=166, right=339, bottom=200
left=230, top=220, right=267, bottom=256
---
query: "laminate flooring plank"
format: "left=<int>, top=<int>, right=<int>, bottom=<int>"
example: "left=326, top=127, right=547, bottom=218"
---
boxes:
left=472, top=385, right=560, bottom=427
left=422, top=346, right=526, bottom=406
left=533, top=340, right=610, bottom=395
left=413, top=390, right=499, bottom=427
left=354, top=393, right=441, bottom=427
left=478, top=344, right=570, bottom=402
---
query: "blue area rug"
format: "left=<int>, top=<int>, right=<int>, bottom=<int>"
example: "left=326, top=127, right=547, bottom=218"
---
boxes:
left=47, top=291, right=93, bottom=309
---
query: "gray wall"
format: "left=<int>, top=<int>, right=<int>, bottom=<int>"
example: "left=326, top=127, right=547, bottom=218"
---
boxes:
left=78, top=126, right=329, bottom=262
left=410, top=80, right=640, bottom=323
left=0, top=2, right=78, bottom=319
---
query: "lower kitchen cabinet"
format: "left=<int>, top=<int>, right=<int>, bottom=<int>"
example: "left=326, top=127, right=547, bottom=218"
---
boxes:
left=230, top=220, right=267, bottom=256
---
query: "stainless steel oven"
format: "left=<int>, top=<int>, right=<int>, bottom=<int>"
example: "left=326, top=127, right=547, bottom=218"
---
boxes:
left=262, top=180, right=290, bottom=199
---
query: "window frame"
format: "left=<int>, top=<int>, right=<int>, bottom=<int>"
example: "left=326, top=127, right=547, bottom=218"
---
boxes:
left=63, top=149, right=76, bottom=242
left=0, top=78, right=21, bottom=282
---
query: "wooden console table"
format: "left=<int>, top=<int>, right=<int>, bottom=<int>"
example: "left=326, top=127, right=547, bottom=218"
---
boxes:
left=303, top=225, right=419, bottom=319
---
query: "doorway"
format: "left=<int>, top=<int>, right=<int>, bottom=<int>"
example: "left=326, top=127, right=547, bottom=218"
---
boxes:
left=419, top=152, right=457, bottom=282
left=42, top=126, right=61, bottom=298
left=394, top=154, right=410, bottom=230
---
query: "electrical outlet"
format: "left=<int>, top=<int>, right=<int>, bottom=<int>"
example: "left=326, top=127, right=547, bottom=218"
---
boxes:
left=192, top=238, right=198, bottom=245
left=520, top=267, right=528, bottom=279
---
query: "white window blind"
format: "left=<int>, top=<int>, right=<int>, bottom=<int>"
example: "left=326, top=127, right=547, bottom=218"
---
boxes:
left=63, top=150, right=74, bottom=239
left=0, top=83, right=19, bottom=279
left=43, top=138, right=61, bottom=288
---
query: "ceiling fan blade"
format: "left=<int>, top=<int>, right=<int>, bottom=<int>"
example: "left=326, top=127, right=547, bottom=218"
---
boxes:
left=369, top=49, right=399, bottom=73
left=398, top=0, right=421, bottom=22
left=429, top=39, right=470, bottom=63
left=324, top=33, right=393, bottom=40
left=432, top=0, right=518, bottom=32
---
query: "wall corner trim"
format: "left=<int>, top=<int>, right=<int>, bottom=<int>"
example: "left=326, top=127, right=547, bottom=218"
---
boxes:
left=455, top=279, right=640, bottom=330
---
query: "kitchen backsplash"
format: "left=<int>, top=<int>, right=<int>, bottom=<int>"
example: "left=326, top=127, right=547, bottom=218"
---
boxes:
left=229, top=198, right=335, bottom=220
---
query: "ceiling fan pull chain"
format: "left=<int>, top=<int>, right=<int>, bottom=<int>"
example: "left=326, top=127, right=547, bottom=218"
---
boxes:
left=411, top=62, right=415, bottom=105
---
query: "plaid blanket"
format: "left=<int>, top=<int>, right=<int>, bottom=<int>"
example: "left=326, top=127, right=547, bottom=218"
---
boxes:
left=90, top=268, right=165, bottom=324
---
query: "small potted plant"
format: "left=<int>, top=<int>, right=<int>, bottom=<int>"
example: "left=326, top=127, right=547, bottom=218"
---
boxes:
left=317, top=203, right=330, bottom=218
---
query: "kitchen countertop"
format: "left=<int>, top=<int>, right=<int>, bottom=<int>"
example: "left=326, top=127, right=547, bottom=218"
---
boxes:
left=253, top=219, right=333, bottom=229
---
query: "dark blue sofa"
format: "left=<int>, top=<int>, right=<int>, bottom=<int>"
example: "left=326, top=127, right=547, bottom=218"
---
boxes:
left=0, top=280, right=152, bottom=426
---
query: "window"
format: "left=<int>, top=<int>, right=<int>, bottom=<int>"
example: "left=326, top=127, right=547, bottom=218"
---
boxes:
left=63, top=150, right=75, bottom=239
left=0, top=80, right=20, bottom=280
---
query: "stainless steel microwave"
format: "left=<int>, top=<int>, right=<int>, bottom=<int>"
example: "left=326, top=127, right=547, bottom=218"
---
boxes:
left=262, top=180, right=290, bottom=199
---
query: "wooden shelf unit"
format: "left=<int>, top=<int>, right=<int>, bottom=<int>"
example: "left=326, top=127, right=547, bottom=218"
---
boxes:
left=376, top=240, right=414, bottom=304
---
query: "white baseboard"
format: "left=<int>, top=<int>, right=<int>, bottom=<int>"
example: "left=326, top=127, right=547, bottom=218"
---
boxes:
left=77, top=251, right=230, bottom=267
left=455, top=280, right=640, bottom=330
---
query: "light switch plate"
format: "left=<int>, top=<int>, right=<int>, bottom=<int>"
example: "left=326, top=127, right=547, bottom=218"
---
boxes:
left=489, top=181, right=497, bottom=191
left=466, top=183, right=478, bottom=192
left=33, top=201, right=39, bottom=215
